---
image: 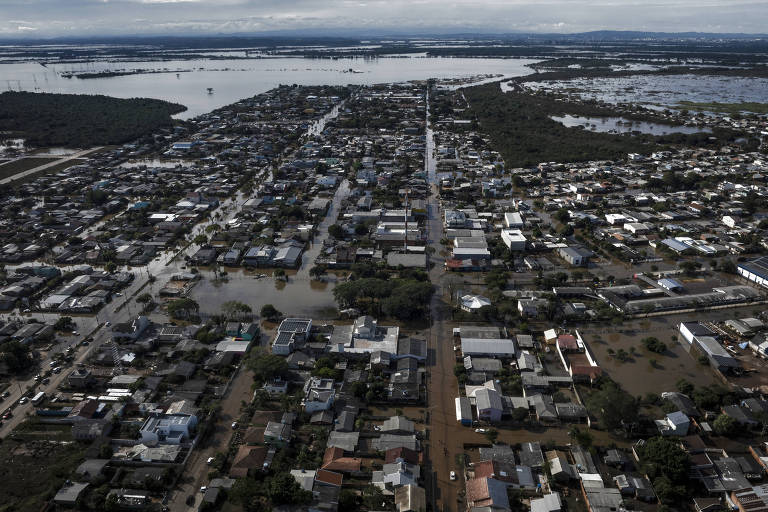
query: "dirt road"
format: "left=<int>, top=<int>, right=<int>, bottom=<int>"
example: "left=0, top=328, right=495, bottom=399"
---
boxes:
left=168, top=365, right=254, bottom=511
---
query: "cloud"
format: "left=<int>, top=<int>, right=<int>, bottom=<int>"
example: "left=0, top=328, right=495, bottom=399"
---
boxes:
left=0, top=0, right=766, bottom=36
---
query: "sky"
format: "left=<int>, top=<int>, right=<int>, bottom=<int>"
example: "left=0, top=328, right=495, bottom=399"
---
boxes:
left=1, top=0, right=767, bottom=37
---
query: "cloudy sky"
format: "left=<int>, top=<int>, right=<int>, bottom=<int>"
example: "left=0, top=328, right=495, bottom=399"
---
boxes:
left=1, top=0, right=767, bottom=37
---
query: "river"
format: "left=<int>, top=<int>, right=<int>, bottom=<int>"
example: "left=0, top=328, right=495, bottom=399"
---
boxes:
left=1, top=56, right=539, bottom=119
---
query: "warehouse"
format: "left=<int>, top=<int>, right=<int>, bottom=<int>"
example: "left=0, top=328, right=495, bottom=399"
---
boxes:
left=739, top=256, right=768, bottom=289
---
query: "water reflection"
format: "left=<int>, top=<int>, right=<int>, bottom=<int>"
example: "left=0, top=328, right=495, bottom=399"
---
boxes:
left=551, top=114, right=712, bottom=135
left=2, top=57, right=538, bottom=119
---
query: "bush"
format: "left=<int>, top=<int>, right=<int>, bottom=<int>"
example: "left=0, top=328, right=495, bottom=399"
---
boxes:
left=642, top=336, right=667, bottom=354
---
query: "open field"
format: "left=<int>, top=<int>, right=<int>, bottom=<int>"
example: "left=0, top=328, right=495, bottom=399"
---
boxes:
left=0, top=156, right=59, bottom=180
left=0, top=434, right=86, bottom=512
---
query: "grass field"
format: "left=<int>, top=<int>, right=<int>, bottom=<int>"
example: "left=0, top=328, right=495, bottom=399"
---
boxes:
left=0, top=156, right=59, bottom=180
left=678, top=100, right=768, bottom=114
left=0, top=434, right=86, bottom=511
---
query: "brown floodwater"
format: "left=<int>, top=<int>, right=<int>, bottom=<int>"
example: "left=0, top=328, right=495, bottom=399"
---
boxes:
left=190, top=268, right=339, bottom=319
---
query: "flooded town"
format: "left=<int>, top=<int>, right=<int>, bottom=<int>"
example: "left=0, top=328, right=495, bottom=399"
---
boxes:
left=2, top=29, right=768, bottom=512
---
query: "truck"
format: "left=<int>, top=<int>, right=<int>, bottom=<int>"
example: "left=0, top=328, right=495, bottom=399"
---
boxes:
left=31, top=391, right=46, bottom=405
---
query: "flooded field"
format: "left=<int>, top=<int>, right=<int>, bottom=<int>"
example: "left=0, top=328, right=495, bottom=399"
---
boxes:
left=551, top=114, right=711, bottom=135
left=189, top=268, right=339, bottom=319
left=528, top=74, right=768, bottom=112
left=579, top=302, right=768, bottom=397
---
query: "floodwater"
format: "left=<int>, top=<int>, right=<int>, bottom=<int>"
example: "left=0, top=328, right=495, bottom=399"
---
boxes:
left=119, top=159, right=190, bottom=169
left=527, top=74, right=768, bottom=112
left=190, top=269, right=338, bottom=319
left=551, top=114, right=712, bottom=135
left=1, top=57, right=539, bottom=119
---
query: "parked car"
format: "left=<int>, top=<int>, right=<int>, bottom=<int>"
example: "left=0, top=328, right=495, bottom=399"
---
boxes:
left=450, top=471, right=456, bottom=481
left=207, top=457, right=215, bottom=465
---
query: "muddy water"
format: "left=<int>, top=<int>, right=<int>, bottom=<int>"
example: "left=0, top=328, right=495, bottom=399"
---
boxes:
left=190, top=268, right=338, bottom=319
left=580, top=317, right=720, bottom=397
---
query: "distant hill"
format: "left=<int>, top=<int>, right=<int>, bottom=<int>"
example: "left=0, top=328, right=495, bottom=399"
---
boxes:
left=0, top=91, right=186, bottom=148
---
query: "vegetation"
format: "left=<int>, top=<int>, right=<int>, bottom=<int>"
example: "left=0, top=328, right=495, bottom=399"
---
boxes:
left=584, top=377, right=639, bottom=431
left=0, top=340, right=34, bottom=373
left=636, top=436, right=690, bottom=504
left=333, top=277, right=434, bottom=322
left=462, top=82, right=746, bottom=167
left=0, top=91, right=186, bottom=147
left=713, top=413, right=737, bottom=436
left=678, top=100, right=768, bottom=115
left=641, top=336, right=668, bottom=354
left=248, top=350, right=289, bottom=384
left=260, top=304, right=283, bottom=322
left=166, top=297, right=199, bottom=320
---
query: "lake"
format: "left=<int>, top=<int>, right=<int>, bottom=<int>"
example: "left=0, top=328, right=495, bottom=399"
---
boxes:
left=1, top=56, right=538, bottom=119
left=551, top=114, right=712, bottom=135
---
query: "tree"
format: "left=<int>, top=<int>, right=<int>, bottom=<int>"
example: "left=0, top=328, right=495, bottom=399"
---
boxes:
left=637, top=436, right=690, bottom=484
left=676, top=378, right=694, bottom=396
left=309, top=265, right=327, bottom=280
left=642, top=336, right=667, bottom=354
left=328, top=224, right=344, bottom=239
left=338, top=489, right=360, bottom=512
left=136, top=293, right=153, bottom=304
left=166, top=298, right=199, bottom=320
left=222, top=300, right=252, bottom=317
left=713, top=413, right=736, bottom=436
left=269, top=472, right=311, bottom=505
left=585, top=378, right=638, bottom=430
left=260, top=304, right=282, bottom=322
left=54, top=316, right=75, bottom=331
left=361, top=484, right=385, bottom=510
left=248, top=351, right=289, bottom=383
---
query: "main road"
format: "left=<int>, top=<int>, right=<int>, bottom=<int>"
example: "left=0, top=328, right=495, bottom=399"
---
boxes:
left=424, top=89, right=463, bottom=512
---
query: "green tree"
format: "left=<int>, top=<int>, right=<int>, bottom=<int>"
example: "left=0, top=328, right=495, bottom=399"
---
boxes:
left=260, top=304, right=282, bottom=322
left=248, top=351, right=289, bottom=383
left=585, top=378, right=638, bottom=431
left=268, top=472, right=311, bottom=505
left=328, top=224, right=344, bottom=239
left=713, top=413, right=736, bottom=436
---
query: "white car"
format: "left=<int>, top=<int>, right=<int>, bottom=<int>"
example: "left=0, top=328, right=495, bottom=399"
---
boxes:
left=105, top=321, right=111, bottom=327
left=450, top=471, right=457, bottom=481
left=207, top=457, right=215, bottom=465
left=199, top=486, right=207, bottom=493
left=231, top=421, right=238, bottom=429
left=475, top=428, right=487, bottom=433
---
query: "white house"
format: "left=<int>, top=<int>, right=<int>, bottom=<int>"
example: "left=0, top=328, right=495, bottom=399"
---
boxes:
left=139, top=413, right=198, bottom=446
left=302, top=377, right=335, bottom=413
left=461, top=294, right=492, bottom=312
left=722, top=215, right=739, bottom=229
left=504, top=212, right=525, bottom=229
left=501, top=229, right=526, bottom=251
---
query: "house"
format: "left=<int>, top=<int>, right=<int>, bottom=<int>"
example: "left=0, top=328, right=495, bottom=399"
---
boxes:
left=394, top=484, right=426, bottom=512
left=302, top=377, right=335, bottom=413
left=475, top=387, right=503, bottom=423
left=264, top=421, right=292, bottom=446
left=656, top=411, right=690, bottom=436
left=465, top=477, right=510, bottom=510
left=558, top=246, right=593, bottom=267
left=111, top=315, right=150, bottom=341
left=461, top=294, right=492, bottom=312
left=322, top=447, right=362, bottom=473
left=139, top=413, right=198, bottom=445
left=68, top=368, right=94, bottom=388
left=382, top=416, right=415, bottom=434
left=501, top=228, right=527, bottom=251
left=230, top=445, right=268, bottom=478
left=531, top=493, right=563, bottom=512
left=456, top=396, right=473, bottom=426
left=54, top=482, right=89, bottom=506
